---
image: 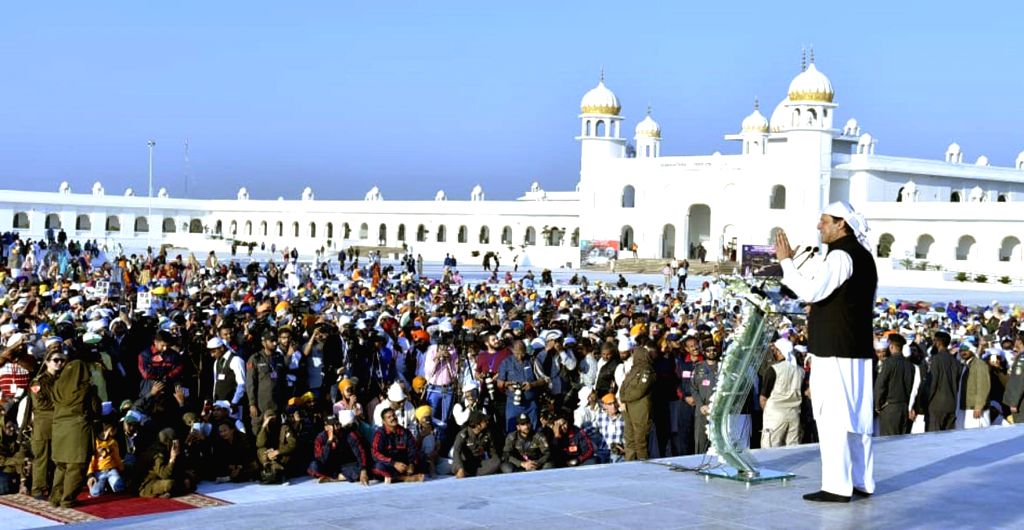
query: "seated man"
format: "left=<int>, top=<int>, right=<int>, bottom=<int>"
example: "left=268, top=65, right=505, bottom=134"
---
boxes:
left=549, top=409, right=595, bottom=467
left=136, top=428, right=187, bottom=498
left=451, top=411, right=501, bottom=478
left=371, top=408, right=423, bottom=483
left=256, top=411, right=297, bottom=484
left=0, top=419, right=26, bottom=495
left=501, top=413, right=552, bottom=473
left=308, top=411, right=370, bottom=485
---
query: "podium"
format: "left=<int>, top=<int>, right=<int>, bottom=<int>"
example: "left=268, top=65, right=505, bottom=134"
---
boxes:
left=699, top=280, right=797, bottom=484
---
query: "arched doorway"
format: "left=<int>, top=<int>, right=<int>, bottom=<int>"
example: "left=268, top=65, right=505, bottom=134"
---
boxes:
left=1000, top=236, right=1022, bottom=261
left=106, top=215, right=121, bottom=232
left=524, top=227, right=536, bottom=246
left=661, top=224, right=676, bottom=258
left=379, top=223, right=387, bottom=244
left=12, top=212, right=29, bottom=229
left=687, top=204, right=711, bottom=259
left=915, top=234, right=934, bottom=259
left=163, top=218, right=176, bottom=233
left=190, top=219, right=203, bottom=233
left=436, top=225, right=446, bottom=242
left=956, top=235, right=975, bottom=261
left=620, top=225, right=634, bottom=250
left=877, top=233, right=895, bottom=258
left=77, top=215, right=92, bottom=231
left=45, top=213, right=61, bottom=229
left=134, top=217, right=149, bottom=233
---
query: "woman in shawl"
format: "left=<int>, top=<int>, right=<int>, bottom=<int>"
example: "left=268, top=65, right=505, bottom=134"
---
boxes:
left=49, top=359, right=99, bottom=508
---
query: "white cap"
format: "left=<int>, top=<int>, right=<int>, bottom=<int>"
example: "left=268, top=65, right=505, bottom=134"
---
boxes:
left=387, top=382, right=406, bottom=402
left=206, top=337, right=226, bottom=349
left=7, top=332, right=26, bottom=348
left=0, top=324, right=15, bottom=335
left=83, top=332, right=103, bottom=345
left=578, top=385, right=594, bottom=402
left=822, top=201, right=870, bottom=250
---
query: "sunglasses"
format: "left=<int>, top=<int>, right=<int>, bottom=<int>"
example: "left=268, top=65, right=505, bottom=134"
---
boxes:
left=49, top=358, right=67, bottom=364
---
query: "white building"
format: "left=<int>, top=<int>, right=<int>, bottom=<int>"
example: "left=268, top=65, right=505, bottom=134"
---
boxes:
left=3, top=53, right=1024, bottom=273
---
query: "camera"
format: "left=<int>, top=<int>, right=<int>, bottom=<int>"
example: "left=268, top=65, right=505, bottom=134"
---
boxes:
left=483, top=374, right=497, bottom=401
left=508, top=382, right=524, bottom=406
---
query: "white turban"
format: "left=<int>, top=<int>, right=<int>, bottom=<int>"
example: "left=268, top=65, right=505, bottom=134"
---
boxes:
left=822, top=201, right=870, bottom=251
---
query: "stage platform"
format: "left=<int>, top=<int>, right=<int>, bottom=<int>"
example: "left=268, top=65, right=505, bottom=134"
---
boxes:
left=14, top=425, right=1024, bottom=529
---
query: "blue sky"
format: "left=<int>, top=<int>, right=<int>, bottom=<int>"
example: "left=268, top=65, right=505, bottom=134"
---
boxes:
left=1, top=1, right=1021, bottom=200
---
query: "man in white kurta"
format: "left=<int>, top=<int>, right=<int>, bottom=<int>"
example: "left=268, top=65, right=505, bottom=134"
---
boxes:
left=775, top=201, right=876, bottom=503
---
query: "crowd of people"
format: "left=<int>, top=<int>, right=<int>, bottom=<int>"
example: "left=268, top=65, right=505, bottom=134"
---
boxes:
left=0, top=230, right=1022, bottom=508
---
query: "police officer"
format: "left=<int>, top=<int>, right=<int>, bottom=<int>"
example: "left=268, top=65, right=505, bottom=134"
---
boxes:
left=247, top=330, right=288, bottom=433
left=501, top=413, right=552, bottom=473
left=28, top=350, right=65, bottom=498
left=690, top=335, right=720, bottom=454
left=451, top=411, right=500, bottom=478
left=873, top=335, right=915, bottom=436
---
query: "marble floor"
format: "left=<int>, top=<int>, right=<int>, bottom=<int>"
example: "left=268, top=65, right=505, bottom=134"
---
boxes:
left=13, top=424, right=1022, bottom=530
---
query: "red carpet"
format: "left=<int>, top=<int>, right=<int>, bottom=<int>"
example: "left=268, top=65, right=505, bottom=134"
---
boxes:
left=0, top=491, right=230, bottom=524
left=73, top=492, right=197, bottom=519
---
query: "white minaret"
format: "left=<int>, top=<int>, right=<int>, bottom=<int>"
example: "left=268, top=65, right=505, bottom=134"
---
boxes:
left=576, top=69, right=626, bottom=172
left=634, top=105, right=661, bottom=158
left=785, top=48, right=836, bottom=131
left=738, top=98, right=769, bottom=155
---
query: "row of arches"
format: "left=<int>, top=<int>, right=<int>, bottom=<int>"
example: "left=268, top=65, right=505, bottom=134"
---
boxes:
left=13, top=212, right=195, bottom=234
left=620, top=185, right=786, bottom=209
left=210, top=218, right=580, bottom=248
left=876, top=233, right=1023, bottom=262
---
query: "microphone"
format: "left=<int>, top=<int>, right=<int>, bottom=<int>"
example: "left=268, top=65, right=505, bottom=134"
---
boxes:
left=796, top=247, right=820, bottom=269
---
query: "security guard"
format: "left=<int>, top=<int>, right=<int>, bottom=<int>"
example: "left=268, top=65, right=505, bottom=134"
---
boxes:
left=28, top=350, right=64, bottom=498
left=500, top=413, right=552, bottom=473
left=247, top=330, right=288, bottom=432
left=451, top=411, right=500, bottom=478
left=690, top=335, right=720, bottom=454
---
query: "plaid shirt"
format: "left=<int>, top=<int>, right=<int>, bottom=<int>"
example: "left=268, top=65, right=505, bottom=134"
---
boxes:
left=592, top=410, right=624, bottom=461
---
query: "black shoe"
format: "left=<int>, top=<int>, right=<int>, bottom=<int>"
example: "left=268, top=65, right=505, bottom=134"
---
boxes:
left=852, top=488, right=873, bottom=497
left=803, top=490, right=851, bottom=503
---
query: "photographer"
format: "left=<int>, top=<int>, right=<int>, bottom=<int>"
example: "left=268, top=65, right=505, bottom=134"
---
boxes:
left=424, top=323, right=459, bottom=441
left=496, top=341, right=545, bottom=433
left=476, top=332, right=510, bottom=432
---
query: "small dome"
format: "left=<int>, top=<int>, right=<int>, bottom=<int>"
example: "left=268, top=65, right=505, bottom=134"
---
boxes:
left=788, top=62, right=834, bottom=103
left=769, top=98, right=790, bottom=132
left=843, top=118, right=860, bottom=136
left=58, top=181, right=71, bottom=194
left=975, top=155, right=990, bottom=166
left=580, top=76, right=621, bottom=115
left=301, top=186, right=314, bottom=201
left=157, top=187, right=169, bottom=198
left=740, top=101, right=769, bottom=133
left=434, top=190, right=447, bottom=201
left=948, top=142, right=961, bottom=152
left=92, top=182, right=105, bottom=196
left=635, top=109, right=661, bottom=138
left=237, top=187, right=249, bottom=200
left=124, top=188, right=135, bottom=197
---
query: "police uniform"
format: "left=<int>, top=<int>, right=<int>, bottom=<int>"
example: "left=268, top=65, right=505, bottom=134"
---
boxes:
left=28, top=371, right=57, bottom=497
left=690, top=360, right=718, bottom=454
left=501, top=424, right=552, bottom=473
left=246, top=350, right=287, bottom=419
left=451, top=425, right=500, bottom=477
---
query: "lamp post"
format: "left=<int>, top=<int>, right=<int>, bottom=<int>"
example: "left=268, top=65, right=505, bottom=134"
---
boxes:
left=147, top=139, right=155, bottom=251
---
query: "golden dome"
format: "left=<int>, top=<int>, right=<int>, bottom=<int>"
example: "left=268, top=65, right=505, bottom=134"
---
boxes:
left=787, top=62, right=834, bottom=103
left=741, top=100, right=769, bottom=133
left=634, top=108, right=661, bottom=138
left=580, top=79, right=621, bottom=116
